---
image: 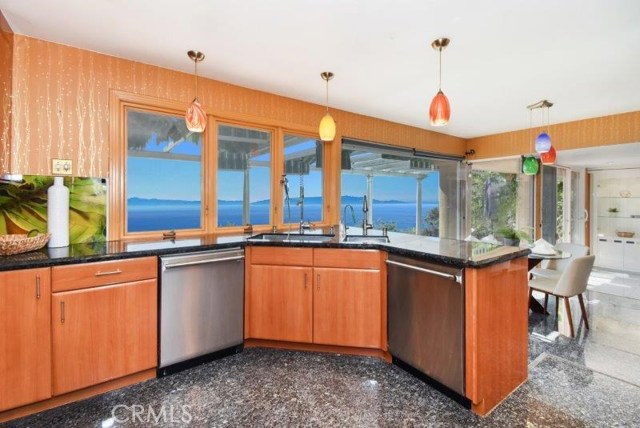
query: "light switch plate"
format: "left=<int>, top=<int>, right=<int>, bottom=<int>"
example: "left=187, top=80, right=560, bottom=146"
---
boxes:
left=52, top=158, right=73, bottom=176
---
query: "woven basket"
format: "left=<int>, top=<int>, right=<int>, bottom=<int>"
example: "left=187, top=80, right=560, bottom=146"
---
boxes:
left=616, top=231, right=635, bottom=238
left=0, top=232, right=50, bottom=256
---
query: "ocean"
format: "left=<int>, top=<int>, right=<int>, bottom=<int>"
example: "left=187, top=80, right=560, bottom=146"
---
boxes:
left=128, top=202, right=438, bottom=232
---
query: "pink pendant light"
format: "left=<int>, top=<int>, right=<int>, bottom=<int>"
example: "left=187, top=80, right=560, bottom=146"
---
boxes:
left=429, top=38, right=451, bottom=127
left=185, top=50, right=206, bottom=133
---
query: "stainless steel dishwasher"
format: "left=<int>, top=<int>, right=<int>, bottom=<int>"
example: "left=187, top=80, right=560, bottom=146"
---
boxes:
left=387, top=254, right=467, bottom=401
left=159, top=248, right=244, bottom=376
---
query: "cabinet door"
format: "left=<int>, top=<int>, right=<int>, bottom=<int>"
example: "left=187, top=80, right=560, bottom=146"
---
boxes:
left=51, top=280, right=157, bottom=395
left=623, top=241, right=640, bottom=272
left=248, top=265, right=312, bottom=343
left=0, top=268, right=51, bottom=411
left=313, top=268, right=382, bottom=348
left=596, top=239, right=624, bottom=269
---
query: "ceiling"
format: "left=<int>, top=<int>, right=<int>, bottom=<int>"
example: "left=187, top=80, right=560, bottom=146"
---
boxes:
left=556, top=143, right=640, bottom=170
left=2, top=0, right=639, bottom=139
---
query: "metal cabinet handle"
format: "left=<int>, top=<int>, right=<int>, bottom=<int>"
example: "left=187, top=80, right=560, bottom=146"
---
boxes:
left=95, top=269, right=122, bottom=277
left=163, top=256, right=245, bottom=270
left=304, top=273, right=308, bottom=289
left=35, top=275, right=41, bottom=299
left=316, top=274, right=320, bottom=291
left=60, top=301, right=65, bottom=324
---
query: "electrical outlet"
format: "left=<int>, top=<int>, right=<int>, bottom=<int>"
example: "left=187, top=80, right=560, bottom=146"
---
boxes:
left=52, top=159, right=73, bottom=176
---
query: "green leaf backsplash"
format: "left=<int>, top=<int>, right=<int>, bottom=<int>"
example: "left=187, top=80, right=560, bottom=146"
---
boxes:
left=0, top=176, right=107, bottom=243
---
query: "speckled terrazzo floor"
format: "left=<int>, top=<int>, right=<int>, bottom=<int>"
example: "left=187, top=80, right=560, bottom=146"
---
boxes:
left=7, top=289, right=640, bottom=428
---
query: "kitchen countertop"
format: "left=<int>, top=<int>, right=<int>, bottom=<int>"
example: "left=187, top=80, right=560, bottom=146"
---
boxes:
left=0, top=231, right=529, bottom=272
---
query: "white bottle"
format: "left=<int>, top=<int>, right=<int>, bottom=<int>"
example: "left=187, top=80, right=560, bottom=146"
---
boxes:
left=48, top=176, right=70, bottom=248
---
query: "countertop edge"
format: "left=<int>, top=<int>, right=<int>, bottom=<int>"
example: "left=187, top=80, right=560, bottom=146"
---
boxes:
left=0, top=238, right=530, bottom=272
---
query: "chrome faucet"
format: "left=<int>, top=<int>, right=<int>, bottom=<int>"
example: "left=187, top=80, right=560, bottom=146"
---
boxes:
left=297, top=181, right=311, bottom=233
left=281, top=174, right=292, bottom=236
left=362, top=195, right=373, bottom=235
left=343, top=204, right=356, bottom=235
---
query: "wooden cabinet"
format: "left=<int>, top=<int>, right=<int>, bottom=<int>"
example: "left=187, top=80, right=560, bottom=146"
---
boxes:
left=313, top=268, right=382, bottom=348
left=248, top=265, right=313, bottom=343
left=246, top=247, right=386, bottom=350
left=51, top=257, right=157, bottom=395
left=0, top=268, right=52, bottom=412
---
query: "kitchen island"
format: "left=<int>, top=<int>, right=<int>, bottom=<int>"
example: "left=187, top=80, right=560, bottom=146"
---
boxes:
left=0, top=232, right=528, bottom=419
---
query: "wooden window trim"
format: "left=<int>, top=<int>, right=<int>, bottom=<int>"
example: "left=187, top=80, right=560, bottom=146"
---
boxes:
left=279, top=129, right=330, bottom=229
left=109, top=90, right=332, bottom=240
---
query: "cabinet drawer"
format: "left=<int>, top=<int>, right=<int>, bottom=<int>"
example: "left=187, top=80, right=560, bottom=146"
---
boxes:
left=313, top=249, right=382, bottom=269
left=250, top=247, right=313, bottom=266
left=52, top=257, right=157, bottom=292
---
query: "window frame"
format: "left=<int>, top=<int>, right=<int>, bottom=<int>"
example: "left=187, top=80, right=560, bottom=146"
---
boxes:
left=110, top=91, right=330, bottom=240
left=109, top=91, right=211, bottom=240
left=213, top=119, right=277, bottom=233
left=279, top=130, right=328, bottom=228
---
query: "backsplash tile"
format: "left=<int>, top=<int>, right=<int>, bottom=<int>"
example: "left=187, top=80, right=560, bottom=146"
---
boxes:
left=0, top=175, right=106, bottom=243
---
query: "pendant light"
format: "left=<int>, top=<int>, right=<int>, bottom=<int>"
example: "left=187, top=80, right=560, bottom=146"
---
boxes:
left=527, top=99, right=554, bottom=154
left=319, top=72, right=336, bottom=141
left=522, top=156, right=540, bottom=175
left=429, top=38, right=451, bottom=127
left=541, top=145, right=557, bottom=164
left=522, top=102, right=541, bottom=176
left=185, top=50, right=206, bottom=133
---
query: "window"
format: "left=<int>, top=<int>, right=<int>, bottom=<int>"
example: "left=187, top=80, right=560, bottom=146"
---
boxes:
left=111, top=92, right=321, bottom=239
left=282, top=134, right=324, bottom=225
left=216, top=124, right=272, bottom=227
left=126, top=109, right=203, bottom=233
left=469, top=159, right=534, bottom=243
left=340, top=140, right=462, bottom=238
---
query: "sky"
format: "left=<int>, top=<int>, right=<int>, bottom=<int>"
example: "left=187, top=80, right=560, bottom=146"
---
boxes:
left=127, top=132, right=440, bottom=203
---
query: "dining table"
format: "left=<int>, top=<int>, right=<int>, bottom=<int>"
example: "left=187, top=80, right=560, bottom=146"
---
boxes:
left=528, top=250, right=572, bottom=314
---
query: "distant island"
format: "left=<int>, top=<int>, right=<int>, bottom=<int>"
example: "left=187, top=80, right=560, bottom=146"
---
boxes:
left=128, top=196, right=437, bottom=205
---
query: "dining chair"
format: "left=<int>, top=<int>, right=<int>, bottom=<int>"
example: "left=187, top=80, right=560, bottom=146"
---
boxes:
left=528, top=255, right=595, bottom=338
left=530, top=242, right=590, bottom=280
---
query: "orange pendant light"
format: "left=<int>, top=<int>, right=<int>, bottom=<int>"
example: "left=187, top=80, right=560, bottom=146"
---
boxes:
left=429, top=38, right=451, bottom=127
left=185, top=50, right=206, bottom=133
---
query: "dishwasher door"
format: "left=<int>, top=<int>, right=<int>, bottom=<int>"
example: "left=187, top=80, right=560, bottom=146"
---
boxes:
left=159, top=248, right=244, bottom=369
left=387, top=255, right=465, bottom=395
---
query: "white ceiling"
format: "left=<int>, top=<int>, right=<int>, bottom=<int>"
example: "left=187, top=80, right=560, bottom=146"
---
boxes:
left=556, top=143, right=640, bottom=170
left=2, top=0, right=639, bottom=138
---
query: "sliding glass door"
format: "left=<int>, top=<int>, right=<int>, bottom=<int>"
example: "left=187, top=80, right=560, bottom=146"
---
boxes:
left=468, top=158, right=534, bottom=244
left=340, top=139, right=464, bottom=239
left=542, top=166, right=587, bottom=244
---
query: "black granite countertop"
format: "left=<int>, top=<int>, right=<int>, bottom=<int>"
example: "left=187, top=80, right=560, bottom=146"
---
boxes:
left=0, top=231, right=529, bottom=272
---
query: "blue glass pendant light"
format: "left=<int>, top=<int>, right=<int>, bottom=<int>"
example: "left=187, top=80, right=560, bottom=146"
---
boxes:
left=535, top=132, right=552, bottom=153
left=526, top=100, right=554, bottom=165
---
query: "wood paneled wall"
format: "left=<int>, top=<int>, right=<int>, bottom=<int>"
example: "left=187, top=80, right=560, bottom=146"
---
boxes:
left=467, top=111, right=640, bottom=160
left=0, top=11, right=13, bottom=174
left=7, top=35, right=466, bottom=178
left=8, top=34, right=638, bottom=180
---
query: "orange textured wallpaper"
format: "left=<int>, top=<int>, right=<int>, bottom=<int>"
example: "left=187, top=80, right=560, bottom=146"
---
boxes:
left=9, top=35, right=466, bottom=177
left=0, top=11, right=12, bottom=174
left=467, top=111, right=640, bottom=160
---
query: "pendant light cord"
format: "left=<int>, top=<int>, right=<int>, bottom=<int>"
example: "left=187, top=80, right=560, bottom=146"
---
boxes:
left=325, top=78, right=329, bottom=113
left=194, top=59, right=199, bottom=99
left=438, top=47, right=442, bottom=91
left=529, top=109, right=533, bottom=154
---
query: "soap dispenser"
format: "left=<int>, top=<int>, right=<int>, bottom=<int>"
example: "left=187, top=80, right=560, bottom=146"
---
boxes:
left=48, top=176, right=70, bottom=247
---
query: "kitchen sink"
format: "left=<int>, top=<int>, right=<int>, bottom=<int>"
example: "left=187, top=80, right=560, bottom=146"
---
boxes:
left=343, top=235, right=390, bottom=243
left=247, top=233, right=335, bottom=243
